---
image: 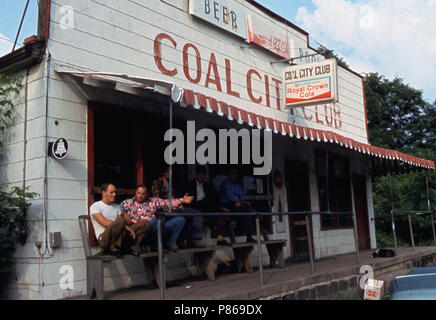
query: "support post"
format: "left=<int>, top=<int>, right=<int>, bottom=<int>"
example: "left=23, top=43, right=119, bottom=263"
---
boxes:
left=157, top=214, right=165, bottom=300
left=256, top=215, right=264, bottom=288
left=305, top=213, right=315, bottom=274
left=389, top=165, right=398, bottom=253
left=169, top=98, right=173, bottom=212
left=425, top=171, right=436, bottom=246
left=349, top=160, right=360, bottom=265
left=408, top=213, right=415, bottom=249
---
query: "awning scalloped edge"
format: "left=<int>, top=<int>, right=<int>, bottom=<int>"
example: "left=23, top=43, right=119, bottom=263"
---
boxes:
left=182, top=88, right=435, bottom=170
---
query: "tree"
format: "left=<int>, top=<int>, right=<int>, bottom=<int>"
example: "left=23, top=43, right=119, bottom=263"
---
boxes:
left=364, top=73, right=432, bottom=151
left=316, top=46, right=350, bottom=69
left=364, top=74, right=436, bottom=247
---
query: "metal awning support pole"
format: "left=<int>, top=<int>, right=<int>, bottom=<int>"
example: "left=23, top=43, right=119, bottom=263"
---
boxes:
left=408, top=213, right=415, bottom=249
left=425, top=170, right=436, bottom=246
left=326, top=148, right=330, bottom=212
left=348, top=160, right=360, bottom=265
left=256, top=215, right=264, bottom=287
left=169, top=98, right=173, bottom=212
left=158, top=96, right=174, bottom=300
left=157, top=213, right=165, bottom=300
left=305, top=213, right=315, bottom=274
left=389, top=164, right=398, bottom=253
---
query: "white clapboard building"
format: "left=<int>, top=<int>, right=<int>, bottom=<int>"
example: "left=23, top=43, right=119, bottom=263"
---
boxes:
left=0, top=0, right=434, bottom=300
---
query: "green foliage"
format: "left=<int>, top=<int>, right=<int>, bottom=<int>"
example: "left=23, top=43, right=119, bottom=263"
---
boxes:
left=0, top=185, right=38, bottom=242
left=0, top=74, right=22, bottom=135
left=316, top=46, right=350, bottom=69
left=364, top=73, right=436, bottom=247
left=364, top=73, right=432, bottom=151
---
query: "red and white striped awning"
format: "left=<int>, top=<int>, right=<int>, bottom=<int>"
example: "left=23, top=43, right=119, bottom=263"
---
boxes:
left=181, top=88, right=435, bottom=170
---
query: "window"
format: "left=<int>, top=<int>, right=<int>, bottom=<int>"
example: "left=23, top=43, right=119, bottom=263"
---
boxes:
left=315, top=150, right=353, bottom=230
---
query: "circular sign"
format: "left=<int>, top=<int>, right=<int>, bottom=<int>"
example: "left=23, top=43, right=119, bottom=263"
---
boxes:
left=50, top=138, right=69, bottom=159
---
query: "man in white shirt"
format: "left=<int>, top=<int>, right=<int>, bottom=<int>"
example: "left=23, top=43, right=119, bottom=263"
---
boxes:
left=90, top=183, right=150, bottom=257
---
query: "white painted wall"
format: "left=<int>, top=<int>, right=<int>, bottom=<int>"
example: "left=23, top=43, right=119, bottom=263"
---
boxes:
left=48, top=0, right=368, bottom=143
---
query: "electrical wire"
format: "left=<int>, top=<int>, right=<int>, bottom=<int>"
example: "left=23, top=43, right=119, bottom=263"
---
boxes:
left=12, top=0, right=31, bottom=52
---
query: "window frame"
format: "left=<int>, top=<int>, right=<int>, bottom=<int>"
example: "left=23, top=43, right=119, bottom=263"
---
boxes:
left=315, top=150, right=353, bottom=231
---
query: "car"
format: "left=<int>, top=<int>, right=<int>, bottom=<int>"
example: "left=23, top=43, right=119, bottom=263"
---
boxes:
left=389, top=267, right=436, bottom=300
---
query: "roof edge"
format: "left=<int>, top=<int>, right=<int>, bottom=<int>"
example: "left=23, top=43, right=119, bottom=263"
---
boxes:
left=246, top=0, right=309, bottom=37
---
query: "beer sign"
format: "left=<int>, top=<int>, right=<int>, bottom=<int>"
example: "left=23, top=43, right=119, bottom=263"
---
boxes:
left=284, top=58, right=338, bottom=108
left=189, top=0, right=248, bottom=40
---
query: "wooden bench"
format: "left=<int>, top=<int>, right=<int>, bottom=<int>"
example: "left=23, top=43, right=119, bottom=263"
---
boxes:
left=78, top=215, right=287, bottom=299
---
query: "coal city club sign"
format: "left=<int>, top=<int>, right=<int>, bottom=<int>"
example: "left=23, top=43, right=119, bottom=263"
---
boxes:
left=284, top=58, right=338, bottom=108
left=189, top=0, right=248, bottom=40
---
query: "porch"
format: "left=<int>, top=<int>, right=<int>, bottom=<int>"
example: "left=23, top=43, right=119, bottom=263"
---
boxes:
left=69, top=246, right=436, bottom=300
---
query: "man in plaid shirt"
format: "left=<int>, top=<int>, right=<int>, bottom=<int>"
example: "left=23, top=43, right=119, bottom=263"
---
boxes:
left=121, top=184, right=194, bottom=252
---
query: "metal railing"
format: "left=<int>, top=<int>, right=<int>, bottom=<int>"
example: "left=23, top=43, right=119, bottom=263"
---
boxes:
left=154, top=210, right=357, bottom=300
left=388, top=210, right=436, bottom=252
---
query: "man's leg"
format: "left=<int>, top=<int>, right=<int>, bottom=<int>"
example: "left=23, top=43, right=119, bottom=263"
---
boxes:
left=142, top=217, right=159, bottom=250
left=98, top=216, right=126, bottom=252
left=183, top=207, right=203, bottom=241
left=130, top=220, right=151, bottom=245
left=239, top=204, right=255, bottom=237
left=163, top=216, right=186, bottom=249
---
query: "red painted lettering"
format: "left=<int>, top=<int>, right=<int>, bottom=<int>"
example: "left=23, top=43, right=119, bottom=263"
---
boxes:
left=205, top=53, right=222, bottom=92
left=247, top=69, right=262, bottom=104
left=324, top=105, right=333, bottom=127
left=264, top=75, right=271, bottom=107
left=183, top=43, right=201, bottom=84
left=225, top=58, right=240, bottom=97
left=302, top=107, right=313, bottom=121
left=271, top=77, right=282, bottom=110
left=154, top=33, right=178, bottom=76
left=333, top=103, right=342, bottom=129
left=315, top=105, right=324, bottom=125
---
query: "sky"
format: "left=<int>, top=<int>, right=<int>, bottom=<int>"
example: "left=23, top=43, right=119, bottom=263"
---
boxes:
left=0, top=0, right=435, bottom=102
left=260, top=0, right=436, bottom=103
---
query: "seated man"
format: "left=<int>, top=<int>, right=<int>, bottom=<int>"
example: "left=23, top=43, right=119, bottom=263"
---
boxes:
left=121, top=184, right=194, bottom=252
left=90, top=183, right=150, bottom=257
left=151, top=167, right=174, bottom=200
left=187, top=165, right=231, bottom=246
left=152, top=168, right=205, bottom=249
left=219, top=168, right=258, bottom=243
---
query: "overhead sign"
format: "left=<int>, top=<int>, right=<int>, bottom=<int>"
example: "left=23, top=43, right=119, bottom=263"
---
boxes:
left=189, top=0, right=248, bottom=40
left=247, top=15, right=291, bottom=59
left=48, top=138, right=69, bottom=160
left=284, top=58, right=338, bottom=108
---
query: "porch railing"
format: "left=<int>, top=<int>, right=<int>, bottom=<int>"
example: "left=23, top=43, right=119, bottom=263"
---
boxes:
left=154, top=210, right=356, bottom=300
left=388, top=210, right=436, bottom=252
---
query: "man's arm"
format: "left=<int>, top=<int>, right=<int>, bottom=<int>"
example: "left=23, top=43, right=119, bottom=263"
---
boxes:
left=92, top=212, right=113, bottom=227
left=125, top=224, right=136, bottom=239
left=121, top=211, right=132, bottom=225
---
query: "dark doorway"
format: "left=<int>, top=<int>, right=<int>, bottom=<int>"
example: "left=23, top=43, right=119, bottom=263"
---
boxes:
left=285, top=160, right=313, bottom=261
left=353, top=174, right=371, bottom=249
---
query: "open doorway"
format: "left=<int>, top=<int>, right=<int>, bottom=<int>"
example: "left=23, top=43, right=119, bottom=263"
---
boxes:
left=353, top=174, right=371, bottom=249
left=285, top=160, right=313, bottom=262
